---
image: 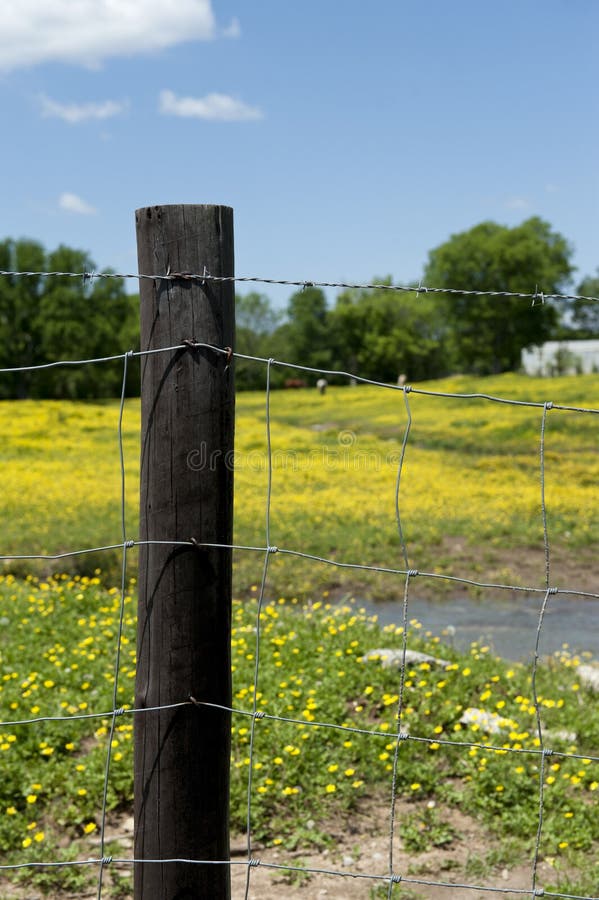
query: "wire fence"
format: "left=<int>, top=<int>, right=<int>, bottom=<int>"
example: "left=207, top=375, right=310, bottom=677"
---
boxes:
left=0, top=266, right=598, bottom=303
left=0, top=268, right=598, bottom=899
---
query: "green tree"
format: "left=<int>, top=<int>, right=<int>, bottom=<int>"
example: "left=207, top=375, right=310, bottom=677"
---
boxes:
left=0, top=239, right=46, bottom=397
left=570, top=272, right=599, bottom=338
left=0, top=238, right=137, bottom=399
left=330, top=279, right=450, bottom=382
left=235, top=292, right=281, bottom=389
left=37, top=246, right=136, bottom=398
left=236, top=291, right=279, bottom=341
left=285, top=286, right=332, bottom=371
left=423, top=217, right=574, bottom=374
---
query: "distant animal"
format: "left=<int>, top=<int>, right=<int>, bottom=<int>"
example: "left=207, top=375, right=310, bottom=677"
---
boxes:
left=284, top=378, right=307, bottom=389
left=316, top=378, right=328, bottom=395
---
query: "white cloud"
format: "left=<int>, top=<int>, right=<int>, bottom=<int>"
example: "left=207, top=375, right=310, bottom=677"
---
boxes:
left=40, top=94, right=128, bottom=123
left=159, top=89, right=263, bottom=122
left=504, top=196, right=531, bottom=211
left=59, top=192, right=97, bottom=215
left=0, top=0, right=217, bottom=71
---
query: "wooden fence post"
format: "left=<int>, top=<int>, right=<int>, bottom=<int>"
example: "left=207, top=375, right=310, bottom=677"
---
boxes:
left=134, top=205, right=235, bottom=899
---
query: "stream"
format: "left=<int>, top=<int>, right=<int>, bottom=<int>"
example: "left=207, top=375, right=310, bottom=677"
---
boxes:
left=360, top=593, right=599, bottom=662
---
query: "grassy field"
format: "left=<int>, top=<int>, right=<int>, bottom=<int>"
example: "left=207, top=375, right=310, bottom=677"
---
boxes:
left=0, top=579, right=597, bottom=896
left=0, top=374, right=598, bottom=896
left=1, top=373, right=598, bottom=597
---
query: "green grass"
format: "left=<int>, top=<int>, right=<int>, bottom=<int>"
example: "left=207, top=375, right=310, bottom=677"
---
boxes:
left=0, top=374, right=598, bottom=599
left=0, top=577, right=598, bottom=895
left=0, top=374, right=598, bottom=894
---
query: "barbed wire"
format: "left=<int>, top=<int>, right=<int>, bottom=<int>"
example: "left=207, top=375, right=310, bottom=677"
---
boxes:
left=0, top=318, right=597, bottom=898
left=0, top=267, right=597, bottom=303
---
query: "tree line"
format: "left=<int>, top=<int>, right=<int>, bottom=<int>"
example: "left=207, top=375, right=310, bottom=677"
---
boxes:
left=0, top=238, right=138, bottom=399
left=236, top=217, right=598, bottom=389
left=1, top=218, right=597, bottom=399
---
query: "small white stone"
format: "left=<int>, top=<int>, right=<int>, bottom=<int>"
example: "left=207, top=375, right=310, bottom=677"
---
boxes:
left=363, top=648, right=451, bottom=669
left=577, top=664, right=599, bottom=692
left=460, top=707, right=509, bottom=734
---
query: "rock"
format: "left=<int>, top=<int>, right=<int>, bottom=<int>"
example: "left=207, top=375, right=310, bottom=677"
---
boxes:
left=363, top=648, right=451, bottom=669
left=577, top=664, right=599, bottom=692
left=548, top=729, right=577, bottom=744
left=459, top=709, right=577, bottom=744
left=460, top=708, right=511, bottom=734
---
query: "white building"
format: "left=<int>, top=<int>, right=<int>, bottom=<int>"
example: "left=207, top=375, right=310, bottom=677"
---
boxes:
left=521, top=339, right=599, bottom=376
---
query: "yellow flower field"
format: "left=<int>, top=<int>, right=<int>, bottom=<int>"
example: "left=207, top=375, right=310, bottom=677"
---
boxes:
left=0, top=372, right=597, bottom=597
left=0, top=373, right=598, bottom=895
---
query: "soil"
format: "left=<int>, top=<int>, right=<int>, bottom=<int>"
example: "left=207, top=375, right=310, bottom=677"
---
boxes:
left=318, top=540, right=599, bottom=612
left=227, top=798, right=553, bottom=900
left=2, top=541, right=593, bottom=899
left=436, top=539, right=598, bottom=598
left=0, top=797, right=561, bottom=900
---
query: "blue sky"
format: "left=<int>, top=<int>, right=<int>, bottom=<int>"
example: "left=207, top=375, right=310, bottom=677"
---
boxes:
left=1, top=0, right=597, bottom=308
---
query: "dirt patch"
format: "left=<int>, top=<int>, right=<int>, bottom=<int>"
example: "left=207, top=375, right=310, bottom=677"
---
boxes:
left=319, top=541, right=599, bottom=608
left=229, top=797, right=554, bottom=899
left=0, top=797, right=562, bottom=899
left=436, top=538, right=599, bottom=597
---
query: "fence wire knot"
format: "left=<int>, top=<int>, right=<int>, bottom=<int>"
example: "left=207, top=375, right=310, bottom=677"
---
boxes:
left=544, top=401, right=553, bottom=410
left=114, top=707, right=126, bottom=717
left=547, top=587, right=558, bottom=595
left=534, top=890, right=545, bottom=897
left=407, top=569, right=419, bottom=577
left=100, top=856, right=113, bottom=865
left=248, top=857, right=261, bottom=868
left=542, top=747, right=554, bottom=757
left=124, top=540, right=135, bottom=549
left=397, top=732, right=409, bottom=741
left=254, top=710, right=266, bottom=719
left=267, top=546, right=279, bottom=554
left=390, top=872, right=402, bottom=883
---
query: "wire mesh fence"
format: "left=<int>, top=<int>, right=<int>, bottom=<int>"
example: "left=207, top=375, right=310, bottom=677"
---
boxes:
left=0, top=267, right=598, bottom=899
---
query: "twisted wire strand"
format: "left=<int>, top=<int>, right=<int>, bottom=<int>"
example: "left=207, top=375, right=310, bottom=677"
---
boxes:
left=0, top=267, right=597, bottom=304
